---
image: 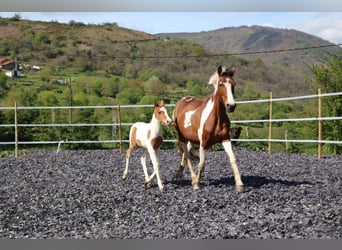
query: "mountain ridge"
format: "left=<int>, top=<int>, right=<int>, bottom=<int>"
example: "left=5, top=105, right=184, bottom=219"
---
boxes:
left=156, top=25, right=341, bottom=70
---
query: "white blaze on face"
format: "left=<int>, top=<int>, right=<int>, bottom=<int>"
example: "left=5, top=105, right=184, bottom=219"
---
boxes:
left=160, top=106, right=172, bottom=124
left=226, top=82, right=235, bottom=106
left=184, top=110, right=196, bottom=128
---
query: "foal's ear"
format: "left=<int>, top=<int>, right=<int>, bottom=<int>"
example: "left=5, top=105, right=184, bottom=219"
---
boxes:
left=160, top=99, right=165, bottom=106
left=153, top=99, right=159, bottom=107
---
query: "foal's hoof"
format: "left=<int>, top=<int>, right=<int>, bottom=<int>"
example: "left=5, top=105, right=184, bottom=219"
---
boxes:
left=121, top=176, right=126, bottom=181
left=193, top=184, right=200, bottom=190
left=145, top=182, right=153, bottom=188
left=235, top=185, right=245, bottom=193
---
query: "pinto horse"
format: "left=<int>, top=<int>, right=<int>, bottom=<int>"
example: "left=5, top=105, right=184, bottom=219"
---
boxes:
left=122, top=100, right=172, bottom=191
left=173, top=66, right=244, bottom=192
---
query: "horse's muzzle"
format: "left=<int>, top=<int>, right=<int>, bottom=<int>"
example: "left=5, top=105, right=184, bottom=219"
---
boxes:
left=227, top=104, right=236, bottom=113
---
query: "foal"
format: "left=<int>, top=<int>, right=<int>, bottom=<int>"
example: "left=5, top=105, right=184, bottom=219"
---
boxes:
left=122, top=100, right=172, bottom=191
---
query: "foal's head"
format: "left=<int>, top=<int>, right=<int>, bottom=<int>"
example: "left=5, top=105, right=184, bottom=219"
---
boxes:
left=153, top=100, right=173, bottom=126
left=209, top=65, right=237, bottom=113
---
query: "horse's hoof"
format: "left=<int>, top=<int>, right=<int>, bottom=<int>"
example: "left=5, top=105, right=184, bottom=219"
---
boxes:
left=175, top=175, right=183, bottom=181
left=175, top=172, right=183, bottom=180
left=236, top=185, right=245, bottom=193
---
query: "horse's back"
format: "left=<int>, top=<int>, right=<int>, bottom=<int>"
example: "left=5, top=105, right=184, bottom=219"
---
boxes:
left=173, top=96, right=207, bottom=144
left=174, top=96, right=205, bottom=117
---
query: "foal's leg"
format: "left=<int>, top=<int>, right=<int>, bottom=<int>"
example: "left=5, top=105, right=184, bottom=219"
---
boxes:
left=122, top=147, right=133, bottom=180
left=193, top=146, right=205, bottom=190
left=222, top=140, right=244, bottom=193
left=147, top=147, right=164, bottom=191
left=140, top=148, right=152, bottom=187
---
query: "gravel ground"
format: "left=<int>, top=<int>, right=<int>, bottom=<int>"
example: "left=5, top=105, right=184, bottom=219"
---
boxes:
left=0, top=147, right=341, bottom=239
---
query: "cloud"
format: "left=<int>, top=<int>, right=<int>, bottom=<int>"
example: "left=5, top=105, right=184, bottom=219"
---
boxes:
left=302, top=13, right=342, bottom=44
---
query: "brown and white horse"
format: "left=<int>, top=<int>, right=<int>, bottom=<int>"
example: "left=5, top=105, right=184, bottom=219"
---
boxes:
left=173, top=66, right=244, bottom=192
left=122, top=100, right=172, bottom=191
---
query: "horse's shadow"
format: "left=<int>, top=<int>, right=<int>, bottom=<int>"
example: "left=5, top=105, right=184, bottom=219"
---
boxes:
left=168, top=175, right=312, bottom=190
left=213, top=175, right=312, bottom=189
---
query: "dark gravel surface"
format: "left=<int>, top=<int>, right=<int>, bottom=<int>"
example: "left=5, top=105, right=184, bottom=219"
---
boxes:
left=0, top=148, right=341, bottom=239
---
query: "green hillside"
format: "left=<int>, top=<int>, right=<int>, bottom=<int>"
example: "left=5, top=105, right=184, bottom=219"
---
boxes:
left=0, top=16, right=340, bottom=154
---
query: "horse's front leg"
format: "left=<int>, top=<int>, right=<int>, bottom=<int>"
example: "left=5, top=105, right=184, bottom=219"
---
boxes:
left=192, top=146, right=205, bottom=190
left=222, top=140, right=244, bottom=193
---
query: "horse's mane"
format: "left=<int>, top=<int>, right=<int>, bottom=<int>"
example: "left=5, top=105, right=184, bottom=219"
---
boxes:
left=208, top=66, right=235, bottom=86
left=208, top=67, right=226, bottom=85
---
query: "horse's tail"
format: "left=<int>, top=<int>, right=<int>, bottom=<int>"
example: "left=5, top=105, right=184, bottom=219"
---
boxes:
left=230, top=126, right=242, bottom=145
left=177, top=140, right=199, bottom=162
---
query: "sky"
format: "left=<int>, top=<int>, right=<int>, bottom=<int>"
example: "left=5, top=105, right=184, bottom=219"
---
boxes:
left=1, top=12, right=342, bottom=45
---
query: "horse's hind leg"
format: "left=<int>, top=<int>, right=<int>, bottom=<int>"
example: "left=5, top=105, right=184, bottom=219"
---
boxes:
left=177, top=141, right=196, bottom=182
left=193, top=146, right=205, bottom=190
left=175, top=150, right=186, bottom=180
left=175, top=141, right=186, bottom=179
left=222, top=140, right=244, bottom=193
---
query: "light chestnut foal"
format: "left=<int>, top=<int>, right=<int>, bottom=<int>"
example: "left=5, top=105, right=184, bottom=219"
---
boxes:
left=122, top=100, right=172, bottom=191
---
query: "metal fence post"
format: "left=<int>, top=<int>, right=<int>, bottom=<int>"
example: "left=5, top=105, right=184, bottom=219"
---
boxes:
left=118, top=105, right=122, bottom=154
left=14, top=102, right=18, bottom=159
left=318, top=88, right=322, bottom=159
left=268, top=92, right=273, bottom=154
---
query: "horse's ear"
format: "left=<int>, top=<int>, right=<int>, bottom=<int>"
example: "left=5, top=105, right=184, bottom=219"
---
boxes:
left=153, top=99, right=159, bottom=107
left=217, top=65, right=223, bottom=75
left=230, top=66, right=236, bottom=74
left=160, top=99, right=165, bottom=106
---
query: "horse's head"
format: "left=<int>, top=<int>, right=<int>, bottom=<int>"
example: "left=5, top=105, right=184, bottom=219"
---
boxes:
left=153, top=99, right=173, bottom=126
left=209, top=65, right=237, bottom=113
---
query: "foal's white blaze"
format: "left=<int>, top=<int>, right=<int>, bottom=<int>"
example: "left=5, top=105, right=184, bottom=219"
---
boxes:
left=158, top=106, right=172, bottom=126
left=184, top=110, right=196, bottom=128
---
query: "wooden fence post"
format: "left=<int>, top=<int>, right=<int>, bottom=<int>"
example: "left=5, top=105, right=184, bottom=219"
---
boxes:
left=268, top=92, right=273, bottom=154
left=285, top=129, right=288, bottom=153
left=112, top=108, right=116, bottom=149
left=318, top=88, right=322, bottom=159
left=14, top=102, right=18, bottom=159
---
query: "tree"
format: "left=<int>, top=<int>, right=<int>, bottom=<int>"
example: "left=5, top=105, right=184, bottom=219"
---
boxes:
left=310, top=53, right=342, bottom=154
left=0, top=72, right=8, bottom=97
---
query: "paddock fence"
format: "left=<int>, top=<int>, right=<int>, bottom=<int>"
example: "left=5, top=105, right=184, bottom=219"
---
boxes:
left=0, top=90, right=341, bottom=159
